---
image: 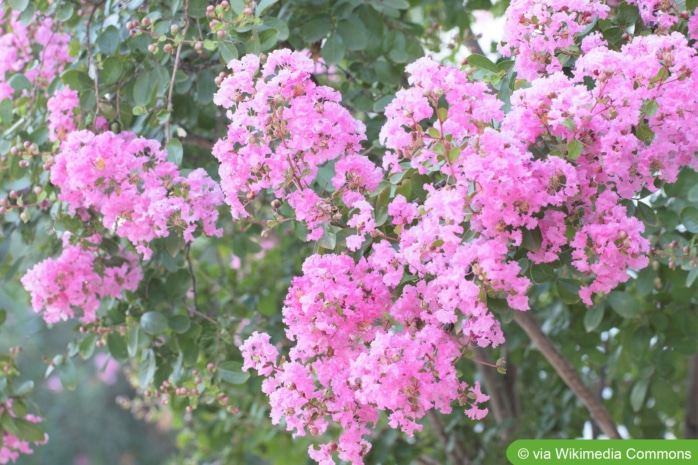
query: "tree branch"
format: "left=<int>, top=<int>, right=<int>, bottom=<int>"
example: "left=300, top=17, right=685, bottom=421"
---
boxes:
left=166, top=0, right=190, bottom=142
left=513, top=311, right=621, bottom=439
left=426, top=410, right=471, bottom=465
left=473, top=346, right=518, bottom=441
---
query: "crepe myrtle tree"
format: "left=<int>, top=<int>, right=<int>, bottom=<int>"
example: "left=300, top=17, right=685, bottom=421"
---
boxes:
left=0, top=0, right=697, bottom=464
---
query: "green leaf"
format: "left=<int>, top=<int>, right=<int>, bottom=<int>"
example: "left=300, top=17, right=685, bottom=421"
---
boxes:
left=139, top=349, right=156, bottom=387
left=2, top=414, right=45, bottom=442
left=217, top=361, right=250, bottom=384
left=0, top=309, right=5, bottom=327
left=169, top=314, right=191, bottom=334
left=62, top=70, right=94, bottom=92
left=127, top=324, right=139, bottom=357
left=59, top=358, right=78, bottom=391
left=262, top=17, right=289, bottom=41
left=521, top=227, right=542, bottom=253
left=256, top=0, right=277, bottom=16
left=466, top=54, right=499, bottom=74
left=0, top=98, right=12, bottom=124
left=101, top=56, right=124, bottom=85
left=7, top=0, right=29, bottom=11
left=636, top=201, right=659, bottom=228
left=79, top=333, right=97, bottom=359
left=607, top=291, right=640, bottom=318
left=584, top=302, right=606, bottom=333
left=140, top=311, right=169, bottom=335
left=9, top=74, right=31, bottom=92
left=12, top=380, right=33, bottom=396
left=644, top=99, right=659, bottom=117
left=166, top=138, right=183, bottom=166
left=680, top=206, right=698, bottom=233
left=188, top=0, right=208, bottom=18
left=322, top=34, right=345, bottom=65
left=373, top=0, right=409, bottom=10
left=635, top=124, right=655, bottom=143
left=448, top=146, right=461, bottom=162
left=56, top=3, right=74, bottom=21
left=688, top=184, right=698, bottom=202
left=556, top=279, right=581, bottom=305
left=133, top=72, right=153, bottom=106
left=97, top=26, right=120, bottom=55
left=165, top=269, right=191, bottom=301
left=259, top=29, right=279, bottom=51
left=165, top=231, right=184, bottom=257
left=219, top=42, right=238, bottom=63
left=18, top=3, right=35, bottom=26
left=337, top=18, right=368, bottom=51
left=68, top=38, right=81, bottom=58
left=318, top=224, right=337, bottom=250
left=107, top=333, right=129, bottom=362
left=630, top=377, right=650, bottom=412
left=566, top=139, right=583, bottom=160
left=687, top=267, right=698, bottom=288
left=301, top=18, right=331, bottom=42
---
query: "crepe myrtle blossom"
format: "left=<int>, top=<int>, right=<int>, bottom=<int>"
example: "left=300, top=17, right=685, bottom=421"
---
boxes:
left=50, top=130, right=223, bottom=259
left=21, top=234, right=142, bottom=324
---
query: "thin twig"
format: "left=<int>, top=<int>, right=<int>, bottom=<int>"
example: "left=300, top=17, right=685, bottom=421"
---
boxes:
left=185, top=243, right=199, bottom=312
left=166, top=0, right=190, bottom=142
left=86, top=0, right=107, bottom=130
left=426, top=411, right=471, bottom=465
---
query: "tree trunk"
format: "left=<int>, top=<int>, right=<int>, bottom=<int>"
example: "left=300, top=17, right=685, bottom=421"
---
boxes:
left=513, top=311, right=621, bottom=439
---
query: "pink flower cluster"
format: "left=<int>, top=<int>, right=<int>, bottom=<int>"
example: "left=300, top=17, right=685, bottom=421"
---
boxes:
left=232, top=22, right=698, bottom=462
left=627, top=0, right=682, bottom=31
left=212, top=50, right=380, bottom=240
left=47, top=86, right=79, bottom=142
left=504, top=31, right=698, bottom=300
left=0, top=6, right=72, bottom=100
left=241, top=255, right=490, bottom=465
left=50, top=130, right=224, bottom=259
left=21, top=234, right=142, bottom=324
left=0, top=401, right=46, bottom=464
left=499, top=0, right=610, bottom=80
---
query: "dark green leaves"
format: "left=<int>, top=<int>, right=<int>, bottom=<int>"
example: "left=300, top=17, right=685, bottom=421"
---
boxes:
left=301, top=19, right=331, bottom=42
left=322, top=34, right=345, bottom=65
left=556, top=279, right=581, bottom=305
left=607, top=291, right=640, bottom=318
left=371, top=0, right=409, bottom=11
left=584, top=303, right=605, bottom=332
left=141, top=311, right=169, bottom=335
left=680, top=206, right=698, bottom=233
left=630, top=377, right=650, bottom=412
left=217, top=361, right=250, bottom=384
left=7, top=0, right=29, bottom=11
left=107, top=333, right=129, bottom=362
left=139, top=349, right=156, bottom=387
left=62, top=70, right=94, bottom=92
left=1, top=413, right=45, bottom=442
left=467, top=54, right=499, bottom=74
left=337, top=18, right=368, bottom=51
left=566, top=139, right=583, bottom=160
left=9, top=74, right=31, bottom=92
left=101, top=57, right=124, bottom=85
left=166, top=138, right=183, bottom=166
left=97, top=26, right=120, bottom=55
